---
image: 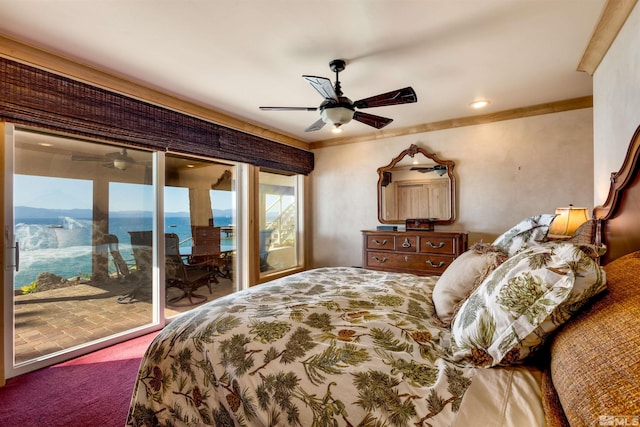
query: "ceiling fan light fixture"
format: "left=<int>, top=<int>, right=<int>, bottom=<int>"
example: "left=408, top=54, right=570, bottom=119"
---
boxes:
left=321, top=106, right=354, bottom=127
left=259, top=60, right=416, bottom=132
left=113, top=158, right=129, bottom=170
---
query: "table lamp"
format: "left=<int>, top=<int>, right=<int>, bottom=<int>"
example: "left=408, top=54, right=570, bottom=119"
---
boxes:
left=548, top=205, right=590, bottom=236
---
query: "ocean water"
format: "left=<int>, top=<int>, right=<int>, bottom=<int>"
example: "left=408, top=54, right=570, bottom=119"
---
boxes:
left=13, top=215, right=234, bottom=289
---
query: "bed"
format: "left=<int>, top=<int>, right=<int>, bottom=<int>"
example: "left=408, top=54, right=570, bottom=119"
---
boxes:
left=127, top=125, right=640, bottom=427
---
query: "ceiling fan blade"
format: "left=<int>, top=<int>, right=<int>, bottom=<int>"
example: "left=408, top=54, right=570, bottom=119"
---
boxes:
left=71, top=154, right=107, bottom=161
left=259, top=106, right=318, bottom=111
left=105, top=149, right=128, bottom=159
left=353, top=112, right=393, bottom=129
left=410, top=167, right=435, bottom=173
left=353, top=87, right=417, bottom=109
left=304, top=118, right=327, bottom=132
left=303, top=76, right=338, bottom=101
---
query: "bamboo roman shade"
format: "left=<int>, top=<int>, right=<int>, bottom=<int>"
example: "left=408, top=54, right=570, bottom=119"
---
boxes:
left=0, top=57, right=313, bottom=175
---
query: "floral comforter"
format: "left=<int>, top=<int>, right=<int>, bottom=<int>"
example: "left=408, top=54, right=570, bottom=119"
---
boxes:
left=126, top=267, right=476, bottom=427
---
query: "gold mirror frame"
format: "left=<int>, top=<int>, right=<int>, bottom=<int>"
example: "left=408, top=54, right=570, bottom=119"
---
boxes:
left=377, top=144, right=456, bottom=225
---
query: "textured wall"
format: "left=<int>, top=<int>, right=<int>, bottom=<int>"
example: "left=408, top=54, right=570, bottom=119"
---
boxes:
left=593, top=4, right=640, bottom=205
left=311, top=108, right=593, bottom=268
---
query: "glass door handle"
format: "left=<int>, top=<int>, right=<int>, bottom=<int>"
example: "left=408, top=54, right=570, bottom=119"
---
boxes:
left=7, top=240, right=19, bottom=272
left=5, top=227, right=19, bottom=271
left=12, top=241, right=20, bottom=272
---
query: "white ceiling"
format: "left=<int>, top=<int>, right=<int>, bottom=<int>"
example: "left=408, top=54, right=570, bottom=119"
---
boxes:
left=0, top=0, right=605, bottom=144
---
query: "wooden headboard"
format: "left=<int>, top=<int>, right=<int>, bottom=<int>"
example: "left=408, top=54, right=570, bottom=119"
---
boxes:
left=594, top=124, right=640, bottom=264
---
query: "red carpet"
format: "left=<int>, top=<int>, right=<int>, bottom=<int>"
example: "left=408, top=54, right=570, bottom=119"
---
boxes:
left=0, top=332, right=158, bottom=427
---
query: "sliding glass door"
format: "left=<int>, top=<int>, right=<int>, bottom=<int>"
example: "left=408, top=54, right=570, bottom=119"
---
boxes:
left=163, top=154, right=238, bottom=317
left=5, top=128, right=160, bottom=376
left=2, top=126, right=301, bottom=379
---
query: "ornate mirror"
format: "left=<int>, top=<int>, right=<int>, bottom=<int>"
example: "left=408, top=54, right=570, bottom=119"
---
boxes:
left=377, top=144, right=456, bottom=224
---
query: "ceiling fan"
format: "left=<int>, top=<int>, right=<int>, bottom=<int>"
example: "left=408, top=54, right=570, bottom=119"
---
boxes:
left=259, top=59, right=417, bottom=132
left=71, top=148, right=138, bottom=170
left=410, top=165, right=448, bottom=176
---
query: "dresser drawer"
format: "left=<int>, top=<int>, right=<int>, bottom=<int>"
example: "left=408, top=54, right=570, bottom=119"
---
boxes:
left=362, top=230, right=467, bottom=276
left=365, top=251, right=453, bottom=274
left=419, top=235, right=458, bottom=255
left=366, top=234, right=396, bottom=250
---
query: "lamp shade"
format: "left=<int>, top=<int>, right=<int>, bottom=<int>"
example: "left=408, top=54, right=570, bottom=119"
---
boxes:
left=548, top=205, right=589, bottom=236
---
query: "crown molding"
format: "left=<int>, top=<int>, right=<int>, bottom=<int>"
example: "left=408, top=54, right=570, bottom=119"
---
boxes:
left=577, top=0, right=638, bottom=75
left=310, top=96, right=593, bottom=149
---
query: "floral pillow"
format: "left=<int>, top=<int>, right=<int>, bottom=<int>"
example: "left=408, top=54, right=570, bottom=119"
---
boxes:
left=449, top=241, right=607, bottom=367
left=493, top=214, right=557, bottom=257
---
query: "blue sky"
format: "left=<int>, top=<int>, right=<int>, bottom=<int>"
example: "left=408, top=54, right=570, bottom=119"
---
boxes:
left=15, top=175, right=233, bottom=212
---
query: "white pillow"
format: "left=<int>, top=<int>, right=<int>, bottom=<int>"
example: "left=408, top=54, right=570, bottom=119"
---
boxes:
left=433, top=243, right=507, bottom=326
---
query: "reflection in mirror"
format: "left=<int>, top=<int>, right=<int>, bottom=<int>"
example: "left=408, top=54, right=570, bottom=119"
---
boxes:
left=378, top=144, right=456, bottom=224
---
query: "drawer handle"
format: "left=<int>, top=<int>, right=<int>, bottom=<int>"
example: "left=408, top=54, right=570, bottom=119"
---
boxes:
left=372, top=256, right=388, bottom=263
left=425, top=241, right=446, bottom=249
left=402, top=238, right=411, bottom=248
left=372, top=239, right=388, bottom=246
left=426, top=260, right=446, bottom=268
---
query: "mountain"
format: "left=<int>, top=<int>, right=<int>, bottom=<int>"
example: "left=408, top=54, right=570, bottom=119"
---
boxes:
left=15, top=206, right=233, bottom=220
left=16, top=207, right=94, bottom=219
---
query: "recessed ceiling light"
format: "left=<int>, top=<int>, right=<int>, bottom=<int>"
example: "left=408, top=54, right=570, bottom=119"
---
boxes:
left=38, top=142, right=53, bottom=147
left=470, top=100, right=490, bottom=109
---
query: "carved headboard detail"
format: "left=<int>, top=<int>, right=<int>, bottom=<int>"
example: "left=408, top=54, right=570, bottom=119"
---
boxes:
left=594, top=124, right=640, bottom=264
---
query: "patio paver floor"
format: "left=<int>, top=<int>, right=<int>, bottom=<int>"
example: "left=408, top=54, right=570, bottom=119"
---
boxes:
left=13, top=276, right=233, bottom=364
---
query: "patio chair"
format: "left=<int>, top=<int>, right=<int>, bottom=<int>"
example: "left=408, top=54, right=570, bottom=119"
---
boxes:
left=190, top=226, right=225, bottom=282
left=259, top=228, right=274, bottom=272
left=165, top=232, right=213, bottom=306
left=128, top=231, right=153, bottom=275
left=102, top=234, right=131, bottom=279
left=116, top=231, right=153, bottom=304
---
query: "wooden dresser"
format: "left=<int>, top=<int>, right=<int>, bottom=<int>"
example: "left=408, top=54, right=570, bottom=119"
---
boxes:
left=362, top=230, right=468, bottom=276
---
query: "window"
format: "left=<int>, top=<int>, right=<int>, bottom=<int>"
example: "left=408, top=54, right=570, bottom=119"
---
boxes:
left=258, top=170, right=302, bottom=277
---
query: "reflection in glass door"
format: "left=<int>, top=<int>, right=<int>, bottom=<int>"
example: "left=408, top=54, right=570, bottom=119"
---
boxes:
left=7, top=129, right=158, bottom=375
